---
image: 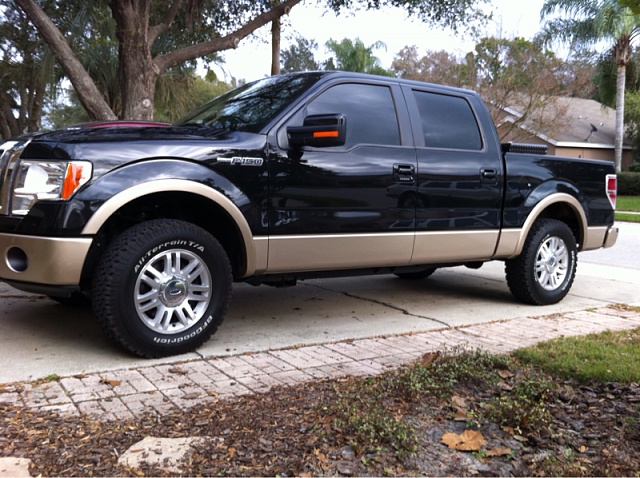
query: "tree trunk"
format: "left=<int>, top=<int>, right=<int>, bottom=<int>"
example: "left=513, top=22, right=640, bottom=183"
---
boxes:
left=16, top=0, right=302, bottom=122
left=0, top=92, right=21, bottom=138
left=271, top=17, right=281, bottom=76
left=615, top=64, right=625, bottom=173
left=111, top=0, right=159, bottom=120
left=13, top=0, right=117, bottom=121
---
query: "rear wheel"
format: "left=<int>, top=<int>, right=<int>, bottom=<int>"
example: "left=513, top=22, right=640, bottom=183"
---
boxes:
left=92, top=219, right=232, bottom=357
left=505, top=219, right=577, bottom=305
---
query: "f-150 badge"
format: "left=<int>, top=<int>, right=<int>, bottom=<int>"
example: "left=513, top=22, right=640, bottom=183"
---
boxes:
left=217, top=156, right=263, bottom=166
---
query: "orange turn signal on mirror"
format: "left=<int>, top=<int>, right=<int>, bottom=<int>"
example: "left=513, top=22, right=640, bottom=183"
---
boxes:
left=313, top=130, right=339, bottom=138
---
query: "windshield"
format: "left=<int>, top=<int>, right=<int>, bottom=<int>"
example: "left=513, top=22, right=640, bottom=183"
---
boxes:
left=176, top=73, right=325, bottom=134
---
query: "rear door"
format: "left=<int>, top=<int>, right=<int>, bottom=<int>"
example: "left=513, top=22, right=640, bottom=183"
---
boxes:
left=403, top=86, right=504, bottom=263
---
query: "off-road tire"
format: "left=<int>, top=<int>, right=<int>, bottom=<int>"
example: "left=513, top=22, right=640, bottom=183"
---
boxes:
left=92, top=219, right=232, bottom=358
left=505, top=218, right=577, bottom=305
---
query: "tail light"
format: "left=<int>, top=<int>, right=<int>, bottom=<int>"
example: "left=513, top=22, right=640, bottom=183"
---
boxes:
left=606, top=174, right=617, bottom=209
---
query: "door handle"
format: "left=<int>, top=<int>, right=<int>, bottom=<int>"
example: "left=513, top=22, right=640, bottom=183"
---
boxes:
left=394, top=164, right=415, bottom=183
left=480, top=168, right=498, bottom=184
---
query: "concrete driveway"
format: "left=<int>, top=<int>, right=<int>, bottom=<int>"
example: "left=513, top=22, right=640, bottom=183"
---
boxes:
left=1, top=222, right=639, bottom=384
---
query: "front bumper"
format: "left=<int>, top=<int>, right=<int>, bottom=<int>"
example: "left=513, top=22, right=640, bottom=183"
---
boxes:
left=0, top=233, right=92, bottom=286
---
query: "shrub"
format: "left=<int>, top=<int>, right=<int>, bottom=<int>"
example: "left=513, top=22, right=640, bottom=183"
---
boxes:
left=618, top=172, right=640, bottom=195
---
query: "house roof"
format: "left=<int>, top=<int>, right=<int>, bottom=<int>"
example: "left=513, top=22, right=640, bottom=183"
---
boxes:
left=503, top=96, right=630, bottom=149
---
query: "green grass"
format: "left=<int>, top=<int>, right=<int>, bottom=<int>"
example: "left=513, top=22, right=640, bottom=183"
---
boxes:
left=617, top=196, right=640, bottom=211
left=324, top=320, right=640, bottom=461
left=615, top=196, right=640, bottom=222
left=514, top=325, right=640, bottom=384
left=616, top=212, right=640, bottom=222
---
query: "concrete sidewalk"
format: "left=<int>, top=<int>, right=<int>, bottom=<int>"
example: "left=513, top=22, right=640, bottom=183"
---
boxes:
left=1, top=305, right=639, bottom=422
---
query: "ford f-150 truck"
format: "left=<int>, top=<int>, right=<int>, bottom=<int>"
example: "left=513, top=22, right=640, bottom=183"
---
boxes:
left=0, top=71, right=619, bottom=357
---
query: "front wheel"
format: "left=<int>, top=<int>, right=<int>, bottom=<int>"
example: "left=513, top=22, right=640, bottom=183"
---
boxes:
left=505, top=219, right=577, bottom=305
left=92, top=219, right=232, bottom=358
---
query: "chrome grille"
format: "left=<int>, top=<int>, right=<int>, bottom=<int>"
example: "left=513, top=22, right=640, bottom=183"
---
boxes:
left=0, top=140, right=29, bottom=216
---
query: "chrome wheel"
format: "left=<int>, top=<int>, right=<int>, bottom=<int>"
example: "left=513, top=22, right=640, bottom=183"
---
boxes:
left=505, top=219, right=577, bottom=306
left=134, top=248, right=212, bottom=334
left=534, top=236, right=569, bottom=291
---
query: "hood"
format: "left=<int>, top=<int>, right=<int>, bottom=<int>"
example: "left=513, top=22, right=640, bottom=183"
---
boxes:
left=30, top=121, right=231, bottom=144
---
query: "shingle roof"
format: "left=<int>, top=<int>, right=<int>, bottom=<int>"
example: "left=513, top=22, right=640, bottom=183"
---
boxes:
left=506, top=96, right=630, bottom=147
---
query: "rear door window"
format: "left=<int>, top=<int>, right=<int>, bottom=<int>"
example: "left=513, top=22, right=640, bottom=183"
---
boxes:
left=412, top=90, right=483, bottom=150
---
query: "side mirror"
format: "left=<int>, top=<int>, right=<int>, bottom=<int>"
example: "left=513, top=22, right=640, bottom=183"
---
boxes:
left=287, top=114, right=346, bottom=148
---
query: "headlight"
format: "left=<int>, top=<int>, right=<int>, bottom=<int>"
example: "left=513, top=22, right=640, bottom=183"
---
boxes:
left=11, top=160, right=92, bottom=215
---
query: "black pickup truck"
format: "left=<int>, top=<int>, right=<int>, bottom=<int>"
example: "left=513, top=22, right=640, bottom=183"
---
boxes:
left=0, top=71, right=619, bottom=357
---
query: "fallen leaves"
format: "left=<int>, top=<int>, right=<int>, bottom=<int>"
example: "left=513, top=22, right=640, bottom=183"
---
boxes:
left=441, top=429, right=512, bottom=457
left=419, top=351, right=441, bottom=367
left=441, top=430, right=488, bottom=451
left=451, top=394, right=469, bottom=421
left=485, top=446, right=513, bottom=457
left=2, top=356, right=640, bottom=477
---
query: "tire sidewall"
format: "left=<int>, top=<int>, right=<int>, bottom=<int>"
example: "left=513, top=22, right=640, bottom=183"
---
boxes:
left=105, top=223, right=231, bottom=356
left=528, top=223, right=577, bottom=304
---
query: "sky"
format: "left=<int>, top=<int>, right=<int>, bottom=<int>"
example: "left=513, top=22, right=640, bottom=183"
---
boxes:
left=218, top=0, right=547, bottom=82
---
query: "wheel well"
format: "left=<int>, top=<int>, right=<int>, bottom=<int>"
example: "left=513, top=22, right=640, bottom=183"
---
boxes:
left=535, top=202, right=582, bottom=246
left=80, top=192, right=246, bottom=290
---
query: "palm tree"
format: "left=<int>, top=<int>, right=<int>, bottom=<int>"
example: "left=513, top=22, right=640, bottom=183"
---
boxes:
left=324, top=38, right=394, bottom=76
left=541, top=0, right=640, bottom=172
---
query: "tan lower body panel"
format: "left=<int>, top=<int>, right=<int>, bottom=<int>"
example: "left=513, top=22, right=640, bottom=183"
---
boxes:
left=412, top=230, right=500, bottom=263
left=0, top=233, right=92, bottom=285
left=261, top=230, right=501, bottom=274
left=265, top=232, right=415, bottom=273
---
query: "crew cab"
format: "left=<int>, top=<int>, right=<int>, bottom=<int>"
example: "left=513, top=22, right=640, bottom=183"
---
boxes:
left=0, top=72, right=618, bottom=357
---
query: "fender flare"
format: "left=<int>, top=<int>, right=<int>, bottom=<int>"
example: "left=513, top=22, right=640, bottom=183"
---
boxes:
left=81, top=179, right=257, bottom=276
left=497, top=193, right=588, bottom=258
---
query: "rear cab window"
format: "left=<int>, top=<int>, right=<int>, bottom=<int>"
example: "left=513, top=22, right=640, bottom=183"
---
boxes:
left=411, top=90, right=483, bottom=150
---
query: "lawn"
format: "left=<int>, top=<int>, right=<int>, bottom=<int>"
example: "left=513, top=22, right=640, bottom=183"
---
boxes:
left=618, top=195, right=640, bottom=211
left=616, top=195, right=640, bottom=222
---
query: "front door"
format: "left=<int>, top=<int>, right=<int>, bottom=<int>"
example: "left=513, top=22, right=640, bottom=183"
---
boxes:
left=266, top=81, right=418, bottom=273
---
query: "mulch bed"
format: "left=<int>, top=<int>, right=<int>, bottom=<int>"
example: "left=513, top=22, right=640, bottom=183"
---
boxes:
left=1, top=362, right=639, bottom=476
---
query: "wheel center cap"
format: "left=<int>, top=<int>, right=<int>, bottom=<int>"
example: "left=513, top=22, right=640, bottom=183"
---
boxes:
left=545, top=255, right=557, bottom=273
left=160, top=277, right=188, bottom=307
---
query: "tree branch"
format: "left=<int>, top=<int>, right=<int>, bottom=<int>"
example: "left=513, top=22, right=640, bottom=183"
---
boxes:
left=149, top=0, right=183, bottom=45
left=13, top=0, right=117, bottom=120
left=153, top=0, right=302, bottom=74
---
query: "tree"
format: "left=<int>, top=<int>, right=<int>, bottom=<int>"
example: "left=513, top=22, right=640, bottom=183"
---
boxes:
left=12, top=0, right=303, bottom=121
left=623, top=89, right=640, bottom=161
left=473, top=37, right=573, bottom=141
left=325, top=37, right=395, bottom=76
left=10, top=0, right=488, bottom=122
left=281, top=37, right=320, bottom=73
left=391, top=38, right=583, bottom=142
left=392, top=45, right=471, bottom=87
left=592, top=48, right=640, bottom=106
left=541, top=0, right=640, bottom=172
left=0, top=3, right=57, bottom=138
